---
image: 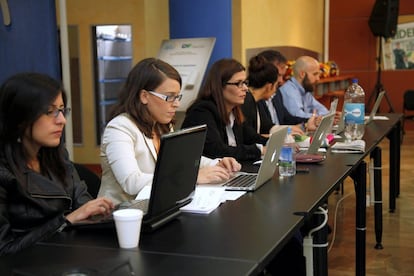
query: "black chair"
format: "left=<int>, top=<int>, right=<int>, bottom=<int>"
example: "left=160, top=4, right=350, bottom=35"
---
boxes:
left=403, top=90, right=414, bottom=135
left=73, top=163, right=101, bottom=198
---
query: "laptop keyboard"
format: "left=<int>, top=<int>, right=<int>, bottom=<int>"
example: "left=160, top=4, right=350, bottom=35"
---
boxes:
left=116, top=199, right=149, bottom=213
left=224, top=174, right=257, bottom=188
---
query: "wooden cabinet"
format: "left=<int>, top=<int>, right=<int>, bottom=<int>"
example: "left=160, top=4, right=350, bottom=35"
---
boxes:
left=314, top=74, right=354, bottom=110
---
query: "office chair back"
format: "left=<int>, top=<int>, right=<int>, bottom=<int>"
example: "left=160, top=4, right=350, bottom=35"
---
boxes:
left=73, top=163, right=101, bottom=198
left=402, top=90, right=414, bottom=139
left=403, top=90, right=414, bottom=111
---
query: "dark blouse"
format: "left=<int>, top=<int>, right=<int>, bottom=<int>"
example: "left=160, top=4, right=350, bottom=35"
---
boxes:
left=182, top=99, right=266, bottom=161
left=241, top=91, right=274, bottom=134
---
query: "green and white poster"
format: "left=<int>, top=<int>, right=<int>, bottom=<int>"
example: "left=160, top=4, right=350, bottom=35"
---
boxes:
left=158, top=37, right=215, bottom=111
left=383, top=22, right=414, bottom=70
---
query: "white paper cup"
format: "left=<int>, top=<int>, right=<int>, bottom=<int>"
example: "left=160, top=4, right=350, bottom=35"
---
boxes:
left=113, top=209, right=143, bottom=249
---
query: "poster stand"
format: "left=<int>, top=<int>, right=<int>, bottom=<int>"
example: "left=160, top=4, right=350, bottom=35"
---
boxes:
left=157, top=37, right=216, bottom=111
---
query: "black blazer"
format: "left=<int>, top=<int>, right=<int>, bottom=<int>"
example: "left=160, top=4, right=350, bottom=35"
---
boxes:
left=182, top=99, right=266, bottom=161
left=241, top=91, right=274, bottom=134
left=257, top=91, right=308, bottom=126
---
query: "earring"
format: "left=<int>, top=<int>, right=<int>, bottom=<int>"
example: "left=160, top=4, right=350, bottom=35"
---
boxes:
left=17, top=137, right=21, bottom=143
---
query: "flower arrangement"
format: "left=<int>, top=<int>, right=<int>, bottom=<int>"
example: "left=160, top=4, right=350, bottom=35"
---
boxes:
left=284, top=60, right=340, bottom=80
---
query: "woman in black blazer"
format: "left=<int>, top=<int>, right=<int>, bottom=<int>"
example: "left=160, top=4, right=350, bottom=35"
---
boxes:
left=241, top=54, right=281, bottom=135
left=182, top=58, right=266, bottom=161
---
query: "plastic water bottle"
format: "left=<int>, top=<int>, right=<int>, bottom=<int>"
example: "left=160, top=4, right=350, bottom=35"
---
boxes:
left=279, top=127, right=296, bottom=176
left=344, top=78, right=365, bottom=141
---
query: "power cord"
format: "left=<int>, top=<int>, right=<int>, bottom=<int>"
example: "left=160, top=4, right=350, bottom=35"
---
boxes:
left=328, top=159, right=374, bottom=253
left=327, top=191, right=354, bottom=253
left=304, top=159, right=373, bottom=275
left=303, top=206, right=329, bottom=276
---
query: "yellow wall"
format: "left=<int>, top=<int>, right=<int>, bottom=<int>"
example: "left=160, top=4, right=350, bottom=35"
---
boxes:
left=233, top=0, right=325, bottom=64
left=56, top=0, right=169, bottom=163
left=57, top=0, right=324, bottom=164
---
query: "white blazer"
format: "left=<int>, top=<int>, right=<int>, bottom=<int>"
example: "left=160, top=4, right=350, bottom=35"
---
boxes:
left=98, top=113, right=216, bottom=204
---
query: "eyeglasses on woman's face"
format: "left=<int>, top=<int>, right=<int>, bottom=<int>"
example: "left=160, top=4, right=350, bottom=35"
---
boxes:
left=147, top=90, right=183, bottom=102
left=45, top=107, right=71, bottom=118
left=225, top=80, right=249, bottom=88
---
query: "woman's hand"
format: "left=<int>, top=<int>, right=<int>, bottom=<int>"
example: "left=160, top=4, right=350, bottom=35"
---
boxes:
left=65, top=197, right=114, bottom=224
left=197, top=157, right=241, bottom=184
left=217, top=157, right=241, bottom=173
left=197, top=166, right=232, bottom=184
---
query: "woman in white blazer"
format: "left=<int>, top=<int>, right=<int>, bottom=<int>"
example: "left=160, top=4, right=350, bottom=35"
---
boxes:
left=98, top=58, right=241, bottom=204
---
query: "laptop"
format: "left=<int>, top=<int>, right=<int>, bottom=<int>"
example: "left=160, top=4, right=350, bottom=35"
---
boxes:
left=365, top=90, right=385, bottom=124
left=333, top=103, right=346, bottom=134
left=298, top=112, right=336, bottom=155
left=72, top=124, right=207, bottom=232
left=221, top=126, right=288, bottom=191
left=327, top=97, right=339, bottom=133
left=330, top=97, right=339, bottom=113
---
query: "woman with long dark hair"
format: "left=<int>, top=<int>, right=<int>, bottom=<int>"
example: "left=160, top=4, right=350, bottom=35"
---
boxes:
left=0, top=73, right=113, bottom=255
left=182, top=58, right=267, bottom=161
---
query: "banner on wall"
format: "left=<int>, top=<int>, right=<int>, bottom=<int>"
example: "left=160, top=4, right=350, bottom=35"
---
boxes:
left=158, top=37, right=216, bottom=111
left=382, top=22, right=414, bottom=70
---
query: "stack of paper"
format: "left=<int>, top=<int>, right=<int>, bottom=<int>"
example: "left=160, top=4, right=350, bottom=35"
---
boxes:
left=331, top=140, right=365, bottom=153
left=180, top=186, right=226, bottom=214
left=364, top=115, right=389, bottom=121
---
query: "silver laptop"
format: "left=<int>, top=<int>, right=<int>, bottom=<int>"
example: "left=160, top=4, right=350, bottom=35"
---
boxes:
left=327, top=97, right=339, bottom=133
left=334, top=103, right=346, bottom=134
left=330, top=97, right=339, bottom=113
left=222, top=126, right=288, bottom=191
left=365, top=90, right=385, bottom=124
left=298, top=112, right=335, bottom=155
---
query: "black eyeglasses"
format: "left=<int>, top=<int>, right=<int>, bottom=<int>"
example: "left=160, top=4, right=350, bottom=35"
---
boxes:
left=147, top=91, right=183, bottom=102
left=45, top=107, right=71, bottom=118
left=226, top=80, right=249, bottom=88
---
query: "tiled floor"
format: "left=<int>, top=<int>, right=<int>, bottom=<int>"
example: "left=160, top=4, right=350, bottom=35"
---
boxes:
left=327, top=130, right=414, bottom=275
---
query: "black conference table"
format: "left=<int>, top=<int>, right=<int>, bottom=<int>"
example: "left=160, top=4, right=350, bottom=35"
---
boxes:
left=0, top=113, right=402, bottom=276
left=0, top=243, right=257, bottom=276
left=139, top=113, right=400, bottom=276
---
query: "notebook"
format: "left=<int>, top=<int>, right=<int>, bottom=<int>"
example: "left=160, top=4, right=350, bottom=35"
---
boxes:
left=222, top=126, right=288, bottom=191
left=298, top=112, right=335, bottom=155
left=365, top=90, right=385, bottom=124
left=72, top=124, right=207, bottom=232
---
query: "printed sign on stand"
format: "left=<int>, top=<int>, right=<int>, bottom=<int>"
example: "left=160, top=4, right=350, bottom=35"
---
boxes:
left=158, top=37, right=216, bottom=111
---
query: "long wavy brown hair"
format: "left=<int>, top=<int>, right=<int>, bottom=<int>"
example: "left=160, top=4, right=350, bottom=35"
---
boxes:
left=110, top=58, right=182, bottom=138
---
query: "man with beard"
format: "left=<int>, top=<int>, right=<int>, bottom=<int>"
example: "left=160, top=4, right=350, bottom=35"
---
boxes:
left=251, top=50, right=318, bottom=133
left=279, top=55, right=329, bottom=118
